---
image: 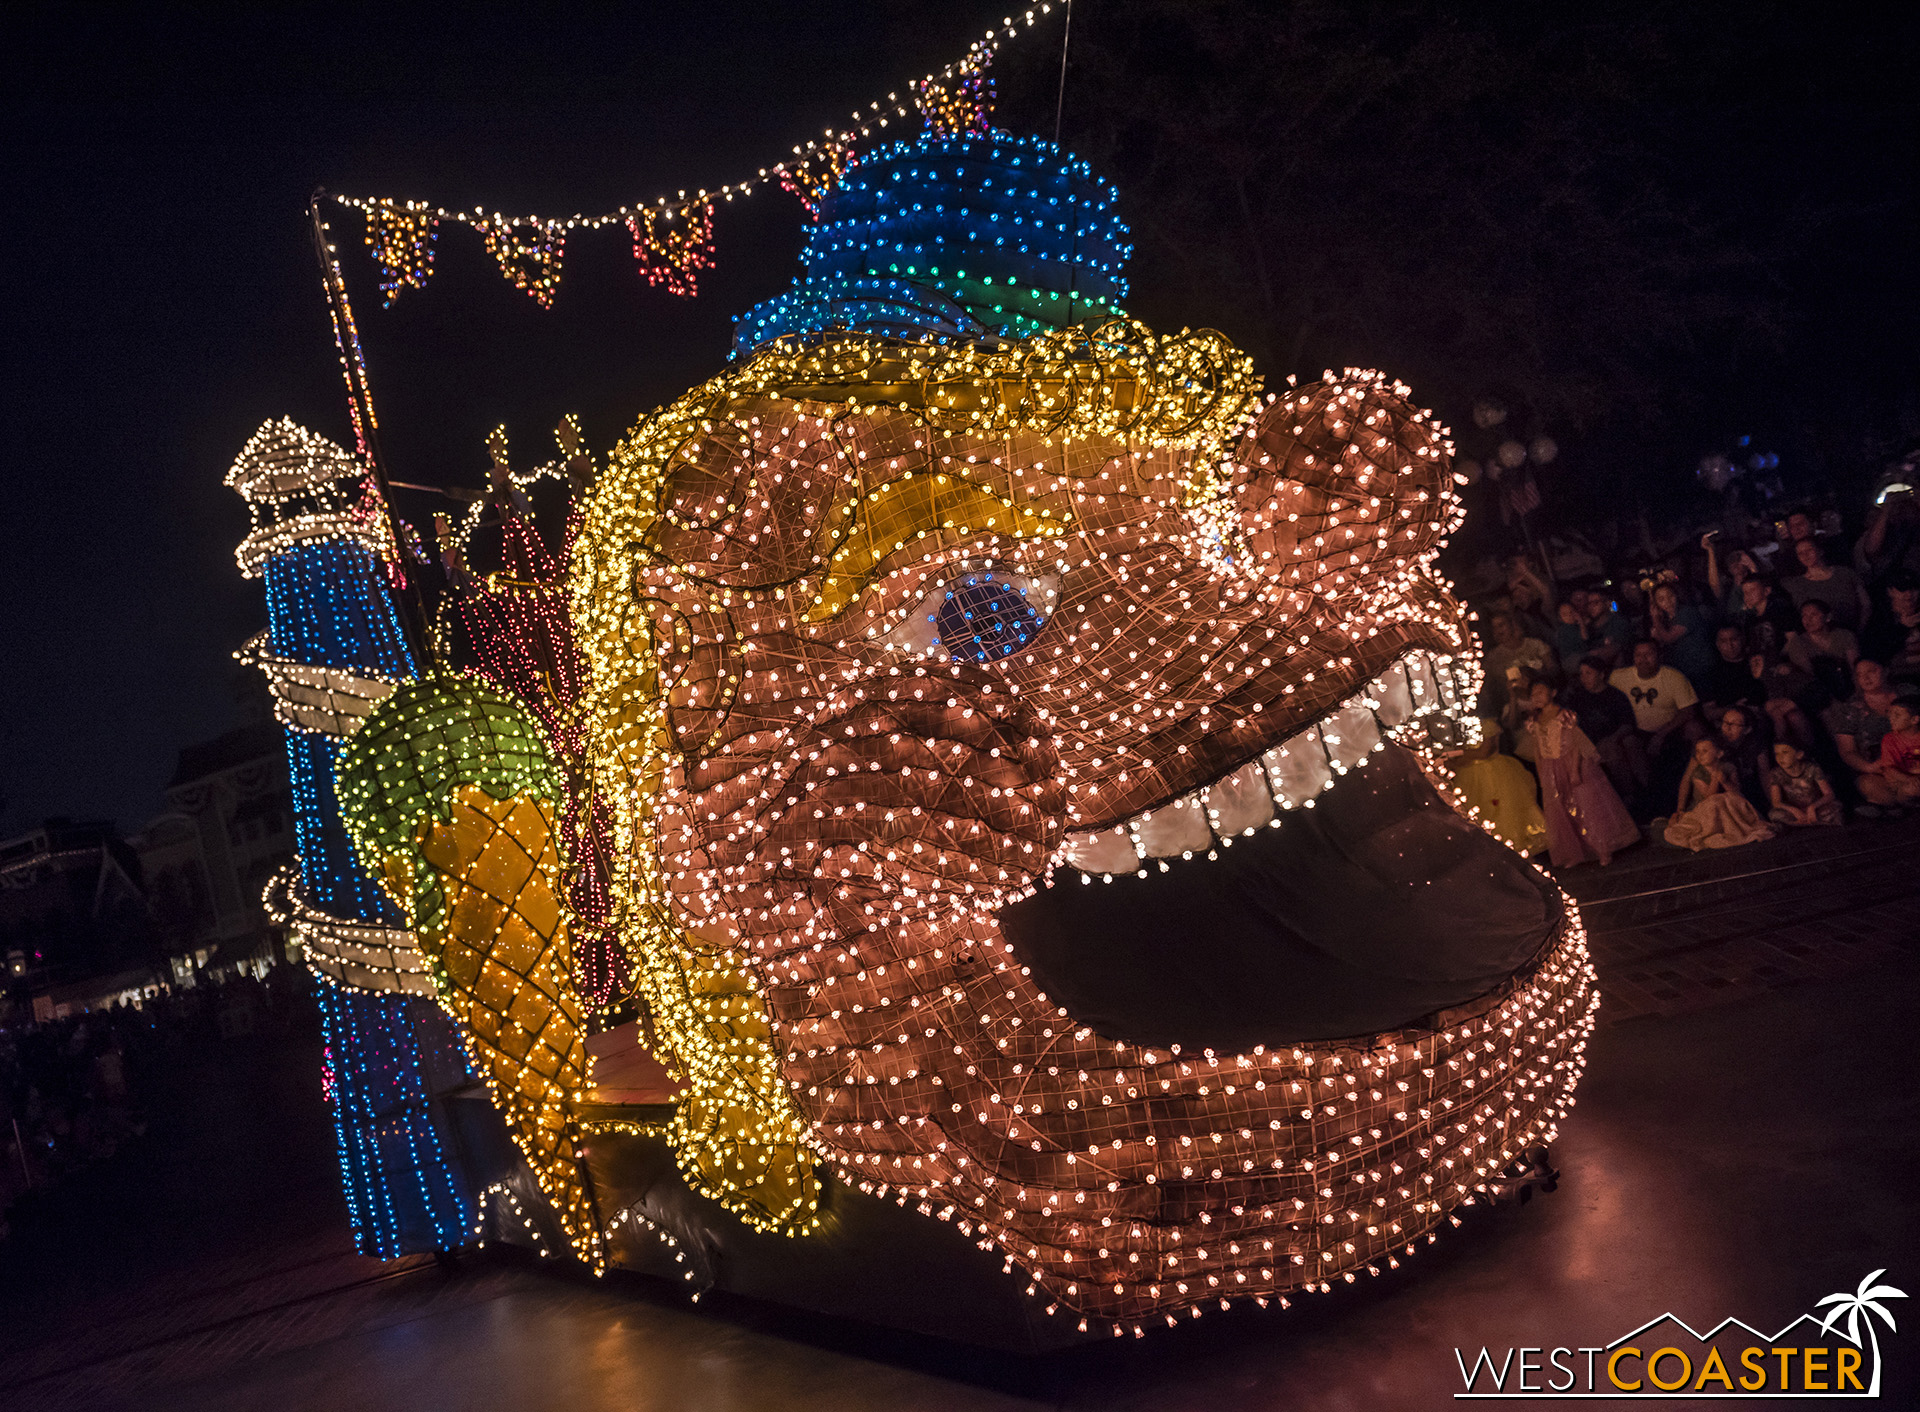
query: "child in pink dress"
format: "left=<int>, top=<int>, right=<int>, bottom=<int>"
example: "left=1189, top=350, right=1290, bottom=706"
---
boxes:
left=1523, top=679, right=1641, bottom=867
left=1662, top=738, right=1777, bottom=850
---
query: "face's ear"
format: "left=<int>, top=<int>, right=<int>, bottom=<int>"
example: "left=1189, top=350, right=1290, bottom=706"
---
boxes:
left=643, top=396, right=850, bottom=591
left=1231, top=375, right=1458, bottom=586
left=619, top=572, right=748, bottom=767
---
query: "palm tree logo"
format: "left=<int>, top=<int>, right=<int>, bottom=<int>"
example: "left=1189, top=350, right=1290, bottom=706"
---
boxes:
left=1816, top=1269, right=1906, bottom=1397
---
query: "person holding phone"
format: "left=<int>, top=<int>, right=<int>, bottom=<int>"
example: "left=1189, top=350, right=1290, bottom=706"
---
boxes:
left=1483, top=610, right=1557, bottom=711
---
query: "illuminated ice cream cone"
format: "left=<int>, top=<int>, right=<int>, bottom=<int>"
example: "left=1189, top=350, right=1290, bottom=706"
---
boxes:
left=337, top=674, right=599, bottom=1264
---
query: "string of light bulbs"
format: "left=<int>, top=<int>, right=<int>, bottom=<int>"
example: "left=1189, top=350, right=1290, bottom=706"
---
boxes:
left=332, top=9, right=1061, bottom=306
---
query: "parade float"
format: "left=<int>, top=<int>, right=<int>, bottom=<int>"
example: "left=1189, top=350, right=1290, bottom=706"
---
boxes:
left=231, top=16, right=1597, bottom=1347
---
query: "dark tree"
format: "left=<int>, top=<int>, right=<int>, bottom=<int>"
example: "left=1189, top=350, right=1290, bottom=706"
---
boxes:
left=1006, top=2, right=1772, bottom=418
left=997, top=0, right=1913, bottom=524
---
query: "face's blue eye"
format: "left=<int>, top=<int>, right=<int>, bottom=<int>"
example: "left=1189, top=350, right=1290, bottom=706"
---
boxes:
left=933, top=574, right=1047, bottom=664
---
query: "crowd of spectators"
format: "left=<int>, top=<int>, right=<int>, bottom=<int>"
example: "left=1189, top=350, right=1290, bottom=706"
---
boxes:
left=1453, top=490, right=1920, bottom=868
left=0, top=966, right=305, bottom=1233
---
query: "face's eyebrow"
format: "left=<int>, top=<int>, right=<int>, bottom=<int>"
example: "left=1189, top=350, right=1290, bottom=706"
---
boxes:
left=804, top=469, right=1070, bottom=622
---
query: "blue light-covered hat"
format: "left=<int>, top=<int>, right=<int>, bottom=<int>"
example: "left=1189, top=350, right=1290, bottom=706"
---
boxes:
left=734, top=129, right=1132, bottom=355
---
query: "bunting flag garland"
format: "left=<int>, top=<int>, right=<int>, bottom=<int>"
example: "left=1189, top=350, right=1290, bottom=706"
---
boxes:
left=915, top=48, right=995, bottom=138
left=363, top=200, right=438, bottom=304
left=625, top=204, right=715, bottom=298
left=334, top=8, right=1065, bottom=307
left=777, top=143, right=858, bottom=219
left=477, top=216, right=567, bottom=309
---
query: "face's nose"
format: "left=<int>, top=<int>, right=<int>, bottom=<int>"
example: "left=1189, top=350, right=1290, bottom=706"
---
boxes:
left=1230, top=373, right=1459, bottom=584
left=952, top=384, right=1469, bottom=828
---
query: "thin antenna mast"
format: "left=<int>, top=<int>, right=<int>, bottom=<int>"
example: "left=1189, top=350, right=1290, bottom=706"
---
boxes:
left=307, top=190, right=434, bottom=668
left=1053, top=0, right=1074, bottom=145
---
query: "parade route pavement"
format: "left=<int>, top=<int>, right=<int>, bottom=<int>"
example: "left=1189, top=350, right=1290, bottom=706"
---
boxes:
left=4, top=819, right=1916, bottom=1411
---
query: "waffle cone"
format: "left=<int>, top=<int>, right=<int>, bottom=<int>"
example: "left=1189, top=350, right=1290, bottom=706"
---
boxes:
left=395, top=783, right=598, bottom=1261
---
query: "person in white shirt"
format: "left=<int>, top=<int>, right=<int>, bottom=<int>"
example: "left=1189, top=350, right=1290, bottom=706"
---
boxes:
left=1610, top=640, right=1700, bottom=815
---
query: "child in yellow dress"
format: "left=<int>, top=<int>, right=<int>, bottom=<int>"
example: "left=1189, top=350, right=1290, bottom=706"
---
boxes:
left=1450, top=717, right=1549, bottom=858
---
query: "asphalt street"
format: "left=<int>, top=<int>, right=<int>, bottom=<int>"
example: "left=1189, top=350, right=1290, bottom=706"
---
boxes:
left=4, top=819, right=1916, bottom=1411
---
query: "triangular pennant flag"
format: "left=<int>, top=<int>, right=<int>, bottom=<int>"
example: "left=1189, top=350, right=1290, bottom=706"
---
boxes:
left=363, top=200, right=438, bottom=305
left=477, top=216, right=566, bottom=308
left=625, top=203, right=715, bottom=298
left=778, top=143, right=857, bottom=219
left=916, top=48, right=994, bottom=138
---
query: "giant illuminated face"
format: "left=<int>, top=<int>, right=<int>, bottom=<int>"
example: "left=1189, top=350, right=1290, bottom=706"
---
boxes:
left=573, top=321, right=1596, bottom=1333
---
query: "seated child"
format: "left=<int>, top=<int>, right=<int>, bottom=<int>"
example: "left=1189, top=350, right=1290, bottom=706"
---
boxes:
left=1874, top=695, right=1920, bottom=806
left=1711, top=705, right=1772, bottom=812
left=1449, top=717, right=1549, bottom=858
left=1766, top=741, right=1841, bottom=827
left=1662, top=738, right=1777, bottom=851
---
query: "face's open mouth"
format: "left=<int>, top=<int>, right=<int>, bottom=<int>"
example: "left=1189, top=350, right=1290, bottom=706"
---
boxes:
left=1005, top=742, right=1564, bottom=1049
left=1002, top=648, right=1564, bottom=1049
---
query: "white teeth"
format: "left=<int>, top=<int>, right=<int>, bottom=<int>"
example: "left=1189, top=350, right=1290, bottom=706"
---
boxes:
left=1263, top=725, right=1334, bottom=804
left=1323, top=701, right=1382, bottom=771
left=1206, top=760, right=1274, bottom=835
left=1061, top=648, right=1468, bottom=880
left=1372, top=667, right=1416, bottom=729
left=1064, top=826, right=1141, bottom=876
left=1132, top=795, right=1212, bottom=856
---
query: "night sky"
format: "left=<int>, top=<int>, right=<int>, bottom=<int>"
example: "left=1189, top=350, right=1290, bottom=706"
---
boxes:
left=3, top=2, right=1913, bottom=835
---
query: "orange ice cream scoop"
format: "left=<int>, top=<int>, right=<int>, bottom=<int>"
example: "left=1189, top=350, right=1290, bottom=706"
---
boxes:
left=337, top=673, right=599, bottom=1264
